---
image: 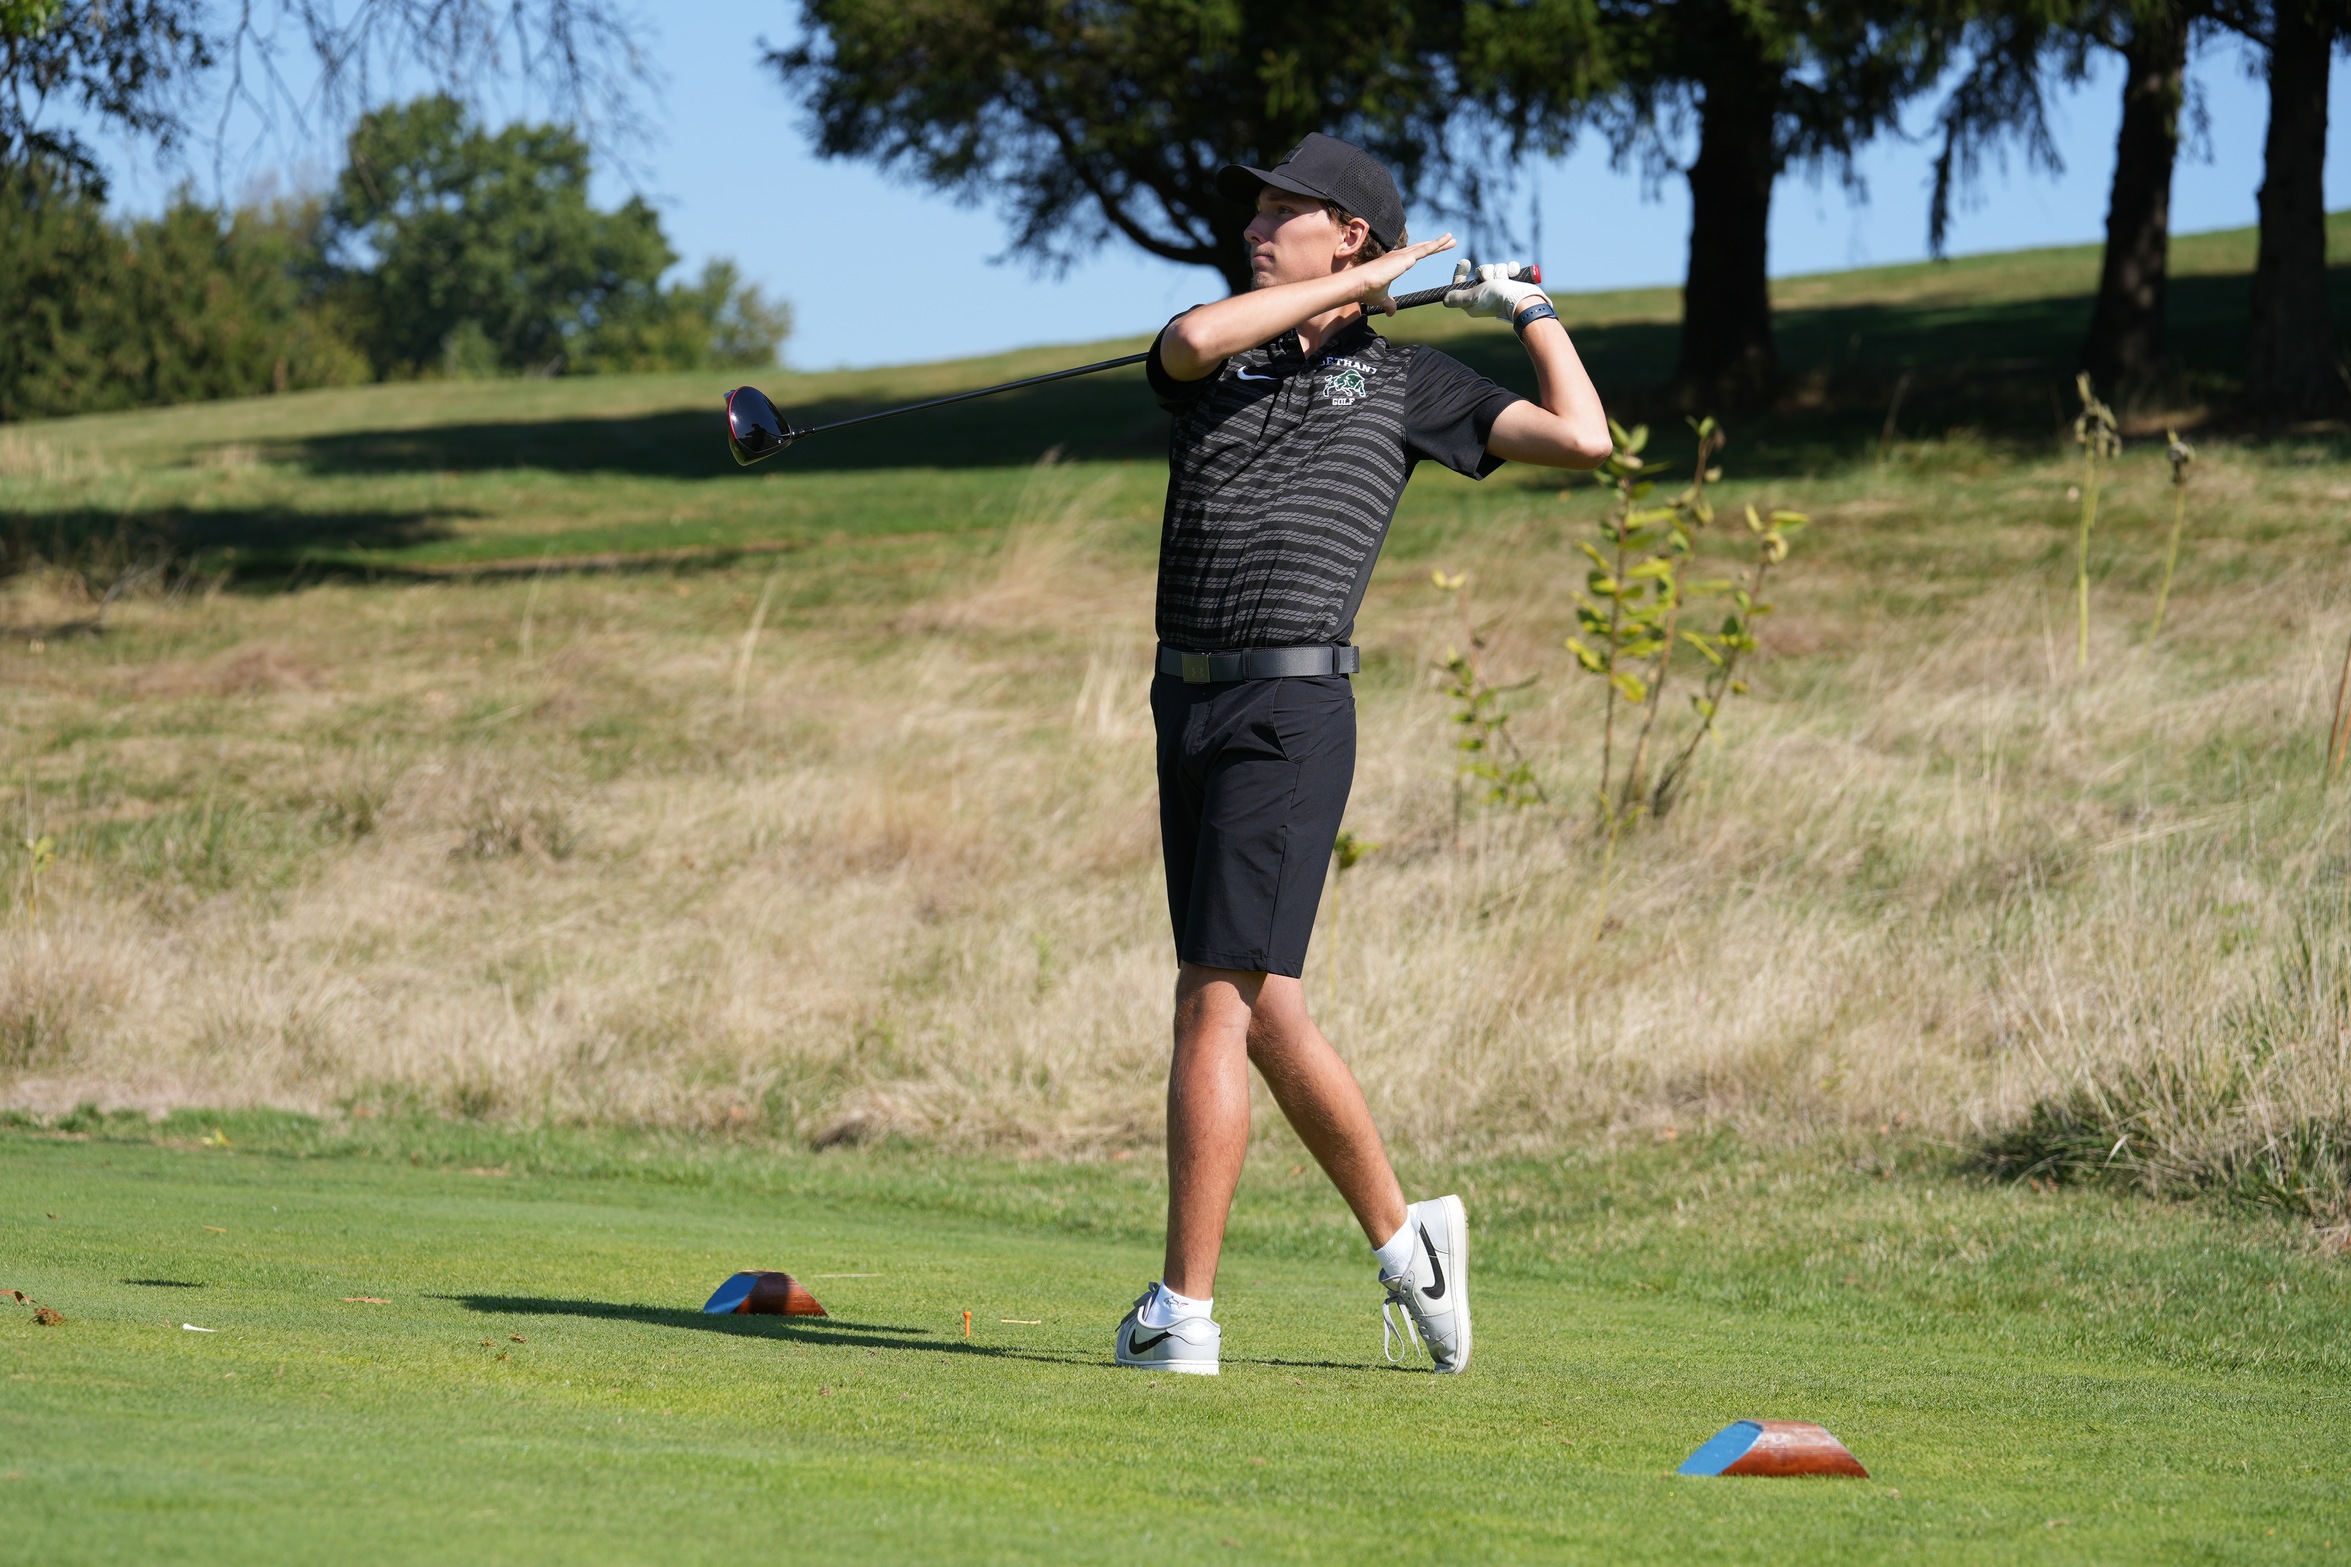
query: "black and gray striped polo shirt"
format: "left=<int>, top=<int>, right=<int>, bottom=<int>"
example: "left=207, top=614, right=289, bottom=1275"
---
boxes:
left=1145, top=314, right=1521, bottom=651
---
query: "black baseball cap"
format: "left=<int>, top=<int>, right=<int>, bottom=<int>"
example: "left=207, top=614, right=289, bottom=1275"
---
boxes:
left=1217, top=133, right=1408, bottom=249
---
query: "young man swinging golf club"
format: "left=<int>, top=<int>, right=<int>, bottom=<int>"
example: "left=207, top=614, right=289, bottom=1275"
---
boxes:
left=1115, top=134, right=1611, bottom=1376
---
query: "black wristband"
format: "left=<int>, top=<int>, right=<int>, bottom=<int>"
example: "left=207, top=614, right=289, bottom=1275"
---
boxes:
left=1512, top=298, right=1559, bottom=337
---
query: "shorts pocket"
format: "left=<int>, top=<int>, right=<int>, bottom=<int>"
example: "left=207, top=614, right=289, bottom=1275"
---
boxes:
left=1264, top=677, right=1354, bottom=765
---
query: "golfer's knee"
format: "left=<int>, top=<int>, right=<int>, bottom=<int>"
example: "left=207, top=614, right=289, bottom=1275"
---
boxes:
left=1243, top=977, right=1315, bottom=1061
left=1175, top=964, right=1262, bottom=1041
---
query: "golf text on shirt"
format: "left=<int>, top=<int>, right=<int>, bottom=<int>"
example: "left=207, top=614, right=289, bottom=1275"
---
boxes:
left=1146, top=316, right=1522, bottom=652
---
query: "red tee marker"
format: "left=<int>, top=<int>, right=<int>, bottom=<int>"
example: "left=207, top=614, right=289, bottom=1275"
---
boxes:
left=1678, top=1420, right=1869, bottom=1478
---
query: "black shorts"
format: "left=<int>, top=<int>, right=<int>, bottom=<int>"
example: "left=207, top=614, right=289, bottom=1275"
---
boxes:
left=1152, top=673, right=1355, bottom=978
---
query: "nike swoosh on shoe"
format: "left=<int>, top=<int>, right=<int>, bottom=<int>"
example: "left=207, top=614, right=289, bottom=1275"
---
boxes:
left=1420, top=1224, right=1446, bottom=1301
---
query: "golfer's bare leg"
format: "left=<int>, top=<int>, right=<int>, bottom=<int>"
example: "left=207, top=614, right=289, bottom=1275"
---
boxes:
left=1163, top=965, right=1256, bottom=1298
left=1245, top=975, right=1407, bottom=1247
left=1163, top=965, right=1408, bottom=1299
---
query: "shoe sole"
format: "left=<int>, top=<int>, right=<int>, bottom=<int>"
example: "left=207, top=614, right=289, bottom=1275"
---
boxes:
left=1437, top=1192, right=1471, bottom=1373
left=1116, top=1354, right=1219, bottom=1376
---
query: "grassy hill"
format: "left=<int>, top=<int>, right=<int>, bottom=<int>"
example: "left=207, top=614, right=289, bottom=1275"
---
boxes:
left=3, top=214, right=2346, bottom=584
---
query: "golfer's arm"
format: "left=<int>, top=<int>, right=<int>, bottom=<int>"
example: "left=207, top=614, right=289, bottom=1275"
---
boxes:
left=1158, top=273, right=1377, bottom=380
left=1485, top=318, right=1611, bottom=470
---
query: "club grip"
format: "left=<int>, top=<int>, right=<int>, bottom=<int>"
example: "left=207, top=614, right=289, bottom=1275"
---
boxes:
left=1385, top=263, right=1542, bottom=314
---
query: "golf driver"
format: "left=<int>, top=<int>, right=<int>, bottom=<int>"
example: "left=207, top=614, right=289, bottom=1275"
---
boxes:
left=725, top=264, right=1542, bottom=467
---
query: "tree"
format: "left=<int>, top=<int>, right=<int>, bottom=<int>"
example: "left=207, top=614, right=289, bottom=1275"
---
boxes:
left=0, top=162, right=365, bottom=420
left=571, top=259, right=796, bottom=374
left=325, top=96, right=789, bottom=377
left=1, top=2, right=648, bottom=195
left=0, top=0, right=211, bottom=188
left=327, top=95, right=672, bottom=375
left=1473, top=0, right=1953, bottom=406
left=2243, top=0, right=2349, bottom=416
left=771, top=0, right=1470, bottom=296
left=2080, top=1, right=2198, bottom=397
left=1930, top=0, right=2215, bottom=401
left=0, top=156, right=127, bottom=418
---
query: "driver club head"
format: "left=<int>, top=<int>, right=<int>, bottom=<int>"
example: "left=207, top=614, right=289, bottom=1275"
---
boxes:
left=725, top=385, right=798, bottom=466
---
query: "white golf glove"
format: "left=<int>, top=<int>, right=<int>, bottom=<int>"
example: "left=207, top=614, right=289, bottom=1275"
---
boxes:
left=1443, top=260, right=1546, bottom=323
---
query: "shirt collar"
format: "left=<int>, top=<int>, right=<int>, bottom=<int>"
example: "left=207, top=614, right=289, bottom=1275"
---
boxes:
left=1255, top=312, right=1382, bottom=369
left=1297, top=314, right=1380, bottom=364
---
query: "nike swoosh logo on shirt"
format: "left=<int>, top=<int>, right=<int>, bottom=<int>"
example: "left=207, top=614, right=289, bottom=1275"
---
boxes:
left=1419, top=1225, right=1446, bottom=1301
left=1232, top=367, right=1280, bottom=381
left=1128, top=1327, right=1174, bottom=1353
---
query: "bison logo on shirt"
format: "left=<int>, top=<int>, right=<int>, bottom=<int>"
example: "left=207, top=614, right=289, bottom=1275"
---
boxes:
left=1323, top=366, right=1369, bottom=407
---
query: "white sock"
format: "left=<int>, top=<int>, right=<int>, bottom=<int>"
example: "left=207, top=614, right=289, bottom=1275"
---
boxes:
left=1138, top=1281, right=1211, bottom=1328
left=1372, top=1216, right=1417, bottom=1279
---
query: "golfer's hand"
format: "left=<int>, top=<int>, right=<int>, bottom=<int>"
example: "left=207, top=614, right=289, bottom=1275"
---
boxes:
left=1444, top=260, right=1546, bottom=323
left=1358, top=233, right=1458, bottom=316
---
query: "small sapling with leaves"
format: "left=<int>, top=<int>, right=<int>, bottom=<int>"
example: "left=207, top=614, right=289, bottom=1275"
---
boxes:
left=1650, top=502, right=1807, bottom=817
left=1430, top=569, right=1546, bottom=824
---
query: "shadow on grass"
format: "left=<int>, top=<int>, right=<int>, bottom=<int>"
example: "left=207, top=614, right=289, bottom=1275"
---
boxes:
left=265, top=267, right=2351, bottom=492
left=284, top=380, right=1170, bottom=481
left=436, top=1293, right=1393, bottom=1374
left=4, top=504, right=470, bottom=581
left=436, top=1293, right=1095, bottom=1365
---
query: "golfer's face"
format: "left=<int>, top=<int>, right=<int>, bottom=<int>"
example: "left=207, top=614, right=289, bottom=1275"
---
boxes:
left=1245, top=190, right=1345, bottom=288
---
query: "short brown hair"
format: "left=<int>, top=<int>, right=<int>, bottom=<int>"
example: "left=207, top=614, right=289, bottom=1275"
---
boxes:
left=1326, top=201, right=1397, bottom=264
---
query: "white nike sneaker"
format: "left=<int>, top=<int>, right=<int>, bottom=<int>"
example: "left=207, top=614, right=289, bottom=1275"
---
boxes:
left=1380, top=1194, right=1472, bottom=1374
left=1113, top=1283, right=1221, bottom=1376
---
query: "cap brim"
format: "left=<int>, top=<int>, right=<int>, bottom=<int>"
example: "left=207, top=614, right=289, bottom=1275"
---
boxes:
left=1216, top=163, right=1330, bottom=208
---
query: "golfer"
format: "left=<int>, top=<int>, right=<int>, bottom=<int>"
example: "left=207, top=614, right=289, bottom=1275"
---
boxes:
left=1114, top=134, right=1611, bottom=1377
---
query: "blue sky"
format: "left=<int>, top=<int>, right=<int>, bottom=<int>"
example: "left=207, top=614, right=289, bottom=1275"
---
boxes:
left=70, top=5, right=2351, bottom=370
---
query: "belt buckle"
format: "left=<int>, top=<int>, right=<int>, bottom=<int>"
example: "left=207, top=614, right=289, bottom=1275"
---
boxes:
left=1180, top=652, right=1212, bottom=684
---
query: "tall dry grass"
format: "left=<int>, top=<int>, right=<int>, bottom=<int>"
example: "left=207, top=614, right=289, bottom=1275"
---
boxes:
left=4, top=448, right=2350, bottom=1216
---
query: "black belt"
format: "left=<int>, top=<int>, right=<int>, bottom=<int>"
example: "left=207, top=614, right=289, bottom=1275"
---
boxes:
left=1156, top=644, right=1361, bottom=683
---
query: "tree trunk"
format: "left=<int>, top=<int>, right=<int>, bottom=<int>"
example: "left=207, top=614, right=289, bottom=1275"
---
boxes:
left=2082, top=7, right=2190, bottom=400
left=1676, top=56, right=1780, bottom=408
left=2246, top=1, right=2346, bottom=417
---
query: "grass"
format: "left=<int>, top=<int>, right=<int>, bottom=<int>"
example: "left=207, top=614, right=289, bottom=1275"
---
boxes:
left=4, top=213, right=2348, bottom=584
left=5, top=1115, right=2350, bottom=1563
left=4, top=214, right=2351, bottom=1214
left=7, top=210, right=2351, bottom=1567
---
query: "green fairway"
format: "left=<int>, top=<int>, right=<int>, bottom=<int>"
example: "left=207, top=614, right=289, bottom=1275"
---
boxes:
left=5, top=1121, right=2348, bottom=1563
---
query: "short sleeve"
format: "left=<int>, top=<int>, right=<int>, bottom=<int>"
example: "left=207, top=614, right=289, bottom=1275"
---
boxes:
left=1146, top=316, right=1222, bottom=411
left=1402, top=348, right=1523, bottom=478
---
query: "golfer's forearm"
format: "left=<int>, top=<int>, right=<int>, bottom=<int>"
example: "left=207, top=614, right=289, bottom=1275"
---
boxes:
left=1487, top=320, right=1610, bottom=469
left=1159, top=274, right=1374, bottom=379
